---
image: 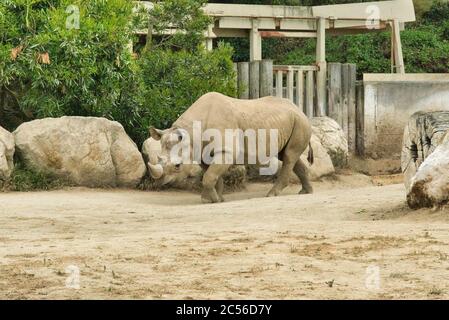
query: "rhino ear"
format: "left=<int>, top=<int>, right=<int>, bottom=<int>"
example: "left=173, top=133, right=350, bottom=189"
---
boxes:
left=149, top=127, right=165, bottom=141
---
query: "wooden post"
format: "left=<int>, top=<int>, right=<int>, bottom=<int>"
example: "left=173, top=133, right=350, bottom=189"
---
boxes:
left=305, top=70, right=314, bottom=118
left=287, top=67, right=294, bottom=101
left=327, top=63, right=342, bottom=125
left=276, top=70, right=283, bottom=98
left=233, top=63, right=238, bottom=94
left=316, top=17, right=327, bottom=116
left=249, top=61, right=260, bottom=99
left=237, top=62, right=249, bottom=99
left=356, top=81, right=365, bottom=156
left=259, top=60, right=273, bottom=97
left=250, top=19, right=262, bottom=61
left=341, top=64, right=350, bottom=138
left=390, top=22, right=395, bottom=73
left=295, top=70, right=304, bottom=109
left=391, top=19, right=405, bottom=74
left=347, top=64, right=357, bottom=153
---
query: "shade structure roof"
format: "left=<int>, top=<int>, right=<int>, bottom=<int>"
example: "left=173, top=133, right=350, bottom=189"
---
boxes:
left=136, top=0, right=416, bottom=37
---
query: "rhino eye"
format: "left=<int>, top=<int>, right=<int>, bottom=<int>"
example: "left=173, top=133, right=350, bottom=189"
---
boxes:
left=175, top=163, right=181, bottom=169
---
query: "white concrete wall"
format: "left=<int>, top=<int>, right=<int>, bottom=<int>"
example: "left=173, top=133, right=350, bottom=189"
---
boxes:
left=363, top=74, right=449, bottom=161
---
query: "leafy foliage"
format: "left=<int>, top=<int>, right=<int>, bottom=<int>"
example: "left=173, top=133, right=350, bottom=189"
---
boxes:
left=1, top=0, right=448, bottom=144
left=121, top=0, right=237, bottom=144
left=0, top=0, right=237, bottom=146
left=130, top=43, right=237, bottom=143
left=222, top=0, right=449, bottom=76
left=148, top=0, right=211, bottom=51
left=0, top=0, right=138, bottom=131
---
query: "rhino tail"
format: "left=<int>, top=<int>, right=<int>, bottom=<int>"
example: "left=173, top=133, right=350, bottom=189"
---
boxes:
left=307, top=142, right=314, bottom=165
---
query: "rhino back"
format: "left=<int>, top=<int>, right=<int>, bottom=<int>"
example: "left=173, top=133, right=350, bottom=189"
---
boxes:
left=174, top=92, right=307, bottom=139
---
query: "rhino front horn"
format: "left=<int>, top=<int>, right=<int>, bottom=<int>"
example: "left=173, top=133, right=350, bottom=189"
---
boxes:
left=148, top=163, right=163, bottom=179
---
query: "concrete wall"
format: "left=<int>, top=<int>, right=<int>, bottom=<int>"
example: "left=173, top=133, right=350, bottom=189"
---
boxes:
left=362, top=74, right=449, bottom=163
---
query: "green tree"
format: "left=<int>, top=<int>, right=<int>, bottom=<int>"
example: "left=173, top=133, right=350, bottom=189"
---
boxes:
left=0, top=0, right=138, bottom=130
left=1, top=0, right=237, bottom=146
left=133, top=0, right=237, bottom=143
left=219, top=0, right=449, bottom=75
left=147, top=0, right=211, bottom=51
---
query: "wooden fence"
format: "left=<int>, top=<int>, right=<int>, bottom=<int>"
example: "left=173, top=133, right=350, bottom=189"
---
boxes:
left=327, top=62, right=358, bottom=154
left=235, top=61, right=318, bottom=118
left=234, top=60, right=360, bottom=154
left=273, top=65, right=318, bottom=118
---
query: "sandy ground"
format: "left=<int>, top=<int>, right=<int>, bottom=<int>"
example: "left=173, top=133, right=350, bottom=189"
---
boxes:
left=0, top=173, right=448, bottom=300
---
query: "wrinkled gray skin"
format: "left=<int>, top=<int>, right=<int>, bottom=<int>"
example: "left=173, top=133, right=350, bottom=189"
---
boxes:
left=149, top=92, right=313, bottom=203
left=143, top=137, right=202, bottom=186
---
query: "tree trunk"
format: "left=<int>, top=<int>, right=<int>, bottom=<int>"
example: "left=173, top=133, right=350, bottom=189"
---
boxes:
left=401, top=111, right=449, bottom=207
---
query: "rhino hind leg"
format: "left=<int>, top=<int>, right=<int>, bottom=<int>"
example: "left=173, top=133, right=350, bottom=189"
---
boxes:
left=216, top=177, right=225, bottom=202
left=201, top=163, right=231, bottom=203
left=294, top=159, right=313, bottom=194
left=267, top=148, right=298, bottom=197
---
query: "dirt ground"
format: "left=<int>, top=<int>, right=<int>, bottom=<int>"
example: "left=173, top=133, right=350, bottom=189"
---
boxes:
left=1, top=172, right=448, bottom=300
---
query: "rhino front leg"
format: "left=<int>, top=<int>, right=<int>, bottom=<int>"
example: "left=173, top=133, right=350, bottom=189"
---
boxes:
left=201, top=164, right=231, bottom=203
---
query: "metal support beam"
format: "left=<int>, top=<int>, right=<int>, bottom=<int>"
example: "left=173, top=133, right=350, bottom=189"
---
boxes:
left=316, top=17, right=327, bottom=117
left=249, top=19, right=262, bottom=61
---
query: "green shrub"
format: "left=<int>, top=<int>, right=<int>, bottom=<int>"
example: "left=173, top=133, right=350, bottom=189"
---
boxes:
left=133, top=43, right=236, bottom=141
left=0, top=0, right=139, bottom=130
left=423, top=0, right=449, bottom=23
left=1, top=0, right=237, bottom=146
left=147, top=0, right=211, bottom=52
left=109, top=0, right=238, bottom=145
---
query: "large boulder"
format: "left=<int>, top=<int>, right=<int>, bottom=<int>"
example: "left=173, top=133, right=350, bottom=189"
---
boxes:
left=14, top=117, right=146, bottom=187
left=0, top=126, right=15, bottom=181
left=301, top=134, right=335, bottom=180
left=402, top=111, right=449, bottom=208
left=311, top=117, right=348, bottom=167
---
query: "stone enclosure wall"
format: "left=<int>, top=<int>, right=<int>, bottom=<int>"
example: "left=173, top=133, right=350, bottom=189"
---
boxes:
left=359, top=73, right=449, bottom=169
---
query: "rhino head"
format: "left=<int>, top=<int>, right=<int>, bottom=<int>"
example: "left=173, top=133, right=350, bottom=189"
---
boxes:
left=146, top=127, right=200, bottom=185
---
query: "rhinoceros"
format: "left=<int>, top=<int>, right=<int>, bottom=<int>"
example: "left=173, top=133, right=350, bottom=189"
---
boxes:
left=148, top=92, right=314, bottom=203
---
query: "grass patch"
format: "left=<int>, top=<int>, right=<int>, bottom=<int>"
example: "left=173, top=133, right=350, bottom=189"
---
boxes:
left=1, top=163, right=72, bottom=192
left=328, top=148, right=348, bottom=168
left=429, top=286, right=444, bottom=296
